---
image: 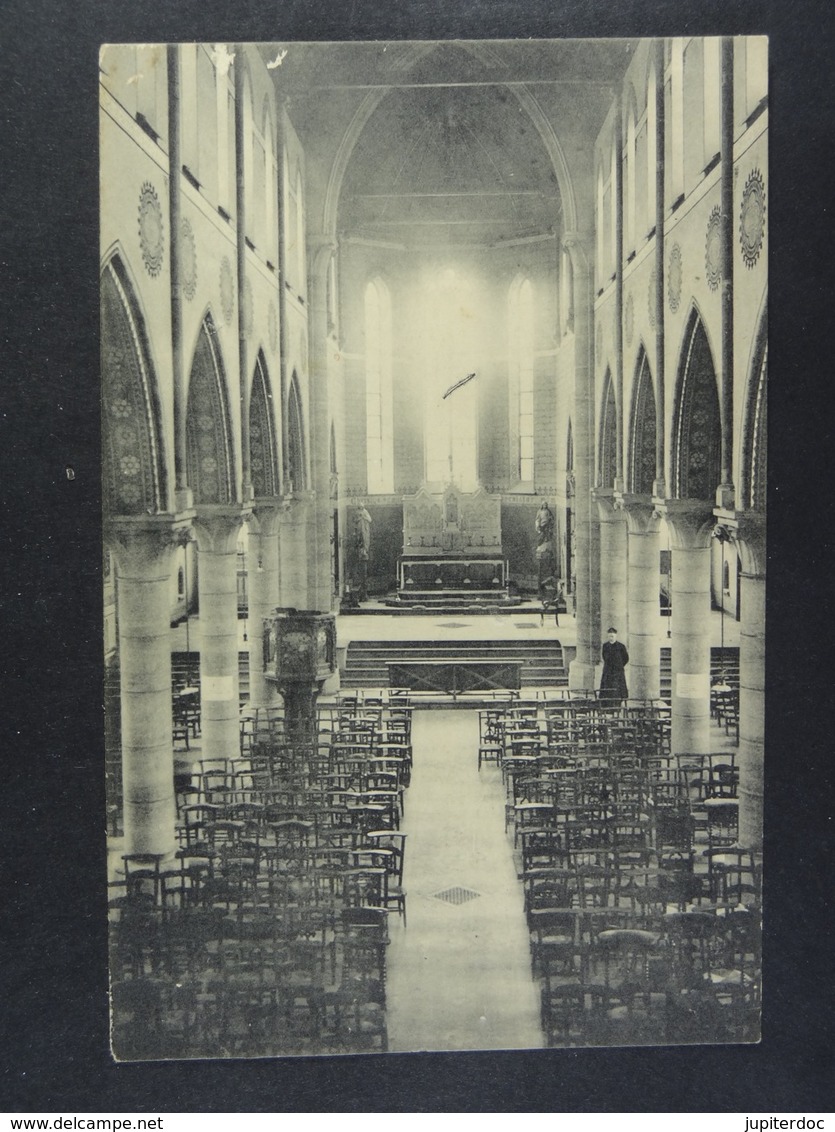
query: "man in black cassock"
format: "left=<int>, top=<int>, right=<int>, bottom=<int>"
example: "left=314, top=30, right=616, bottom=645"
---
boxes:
left=599, top=626, right=629, bottom=707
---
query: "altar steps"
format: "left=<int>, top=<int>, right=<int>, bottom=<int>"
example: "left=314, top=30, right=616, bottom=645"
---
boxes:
left=341, top=638, right=568, bottom=690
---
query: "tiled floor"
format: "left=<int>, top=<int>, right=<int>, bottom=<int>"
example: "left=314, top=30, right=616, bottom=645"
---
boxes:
left=386, top=710, right=543, bottom=1053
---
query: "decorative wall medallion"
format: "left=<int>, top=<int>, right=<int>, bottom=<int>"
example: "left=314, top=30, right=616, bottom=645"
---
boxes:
left=138, top=182, right=164, bottom=277
left=220, top=257, right=235, bottom=325
left=180, top=217, right=197, bottom=301
left=668, top=243, right=683, bottom=312
left=243, top=278, right=254, bottom=338
left=648, top=266, right=658, bottom=329
left=739, top=169, right=766, bottom=269
left=624, top=292, right=634, bottom=347
left=595, top=321, right=603, bottom=364
left=268, top=299, right=278, bottom=354
left=705, top=205, right=722, bottom=291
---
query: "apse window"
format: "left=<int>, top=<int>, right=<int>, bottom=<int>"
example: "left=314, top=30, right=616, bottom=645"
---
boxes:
left=365, top=277, right=394, bottom=494
left=423, top=268, right=479, bottom=491
left=509, top=277, right=535, bottom=484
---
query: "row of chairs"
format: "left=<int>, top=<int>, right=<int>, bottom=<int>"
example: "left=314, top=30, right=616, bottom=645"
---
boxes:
left=110, top=702, right=414, bottom=1058
left=478, top=697, right=760, bottom=1047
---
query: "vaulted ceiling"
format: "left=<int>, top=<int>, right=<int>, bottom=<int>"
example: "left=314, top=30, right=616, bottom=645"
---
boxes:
left=258, top=39, right=636, bottom=246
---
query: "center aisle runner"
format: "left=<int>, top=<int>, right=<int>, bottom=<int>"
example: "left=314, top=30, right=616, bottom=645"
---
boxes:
left=386, top=709, right=542, bottom=1052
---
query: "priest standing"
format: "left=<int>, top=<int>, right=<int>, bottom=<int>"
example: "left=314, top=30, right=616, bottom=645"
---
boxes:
left=599, top=626, right=629, bottom=708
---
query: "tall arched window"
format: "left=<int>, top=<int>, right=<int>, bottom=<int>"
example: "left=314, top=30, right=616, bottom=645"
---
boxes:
left=295, top=170, right=306, bottom=296
left=598, top=370, right=617, bottom=488
left=196, top=46, right=218, bottom=203
left=666, top=38, right=685, bottom=206
left=364, top=278, right=393, bottom=494
left=423, top=267, right=479, bottom=490
left=251, top=97, right=266, bottom=249
left=683, top=38, right=705, bottom=189
left=263, top=98, right=276, bottom=257
left=704, top=38, right=722, bottom=165
left=646, top=61, right=657, bottom=225
left=624, top=100, right=637, bottom=253
left=509, top=278, right=535, bottom=483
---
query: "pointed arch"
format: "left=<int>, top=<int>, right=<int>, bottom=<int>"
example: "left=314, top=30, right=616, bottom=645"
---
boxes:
left=322, top=43, right=577, bottom=240
left=740, top=308, right=767, bottom=512
left=249, top=349, right=279, bottom=498
left=598, top=369, right=618, bottom=489
left=285, top=372, right=307, bottom=492
left=101, top=253, right=167, bottom=516
left=628, top=347, right=657, bottom=494
left=186, top=312, right=235, bottom=504
left=671, top=308, right=721, bottom=500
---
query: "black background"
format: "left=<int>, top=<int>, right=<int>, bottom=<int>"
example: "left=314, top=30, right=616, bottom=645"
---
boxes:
left=1, top=0, right=833, bottom=1113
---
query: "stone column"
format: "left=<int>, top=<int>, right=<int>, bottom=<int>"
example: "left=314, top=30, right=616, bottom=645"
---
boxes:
left=594, top=489, right=628, bottom=641
left=732, top=512, right=765, bottom=851
left=306, top=237, right=338, bottom=612
left=564, top=232, right=600, bottom=689
left=108, top=515, right=192, bottom=858
left=659, top=500, right=715, bottom=756
left=278, top=492, right=314, bottom=610
left=193, top=506, right=248, bottom=763
left=247, top=501, right=281, bottom=710
left=617, top=494, right=662, bottom=701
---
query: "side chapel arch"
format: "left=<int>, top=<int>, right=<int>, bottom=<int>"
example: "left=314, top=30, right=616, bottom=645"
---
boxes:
left=597, top=368, right=617, bottom=489
left=101, top=254, right=168, bottom=516
left=250, top=349, right=279, bottom=498
left=671, top=308, right=721, bottom=501
left=627, top=346, right=657, bottom=495
left=740, top=308, right=767, bottom=513
left=285, top=372, right=307, bottom=492
left=185, top=312, right=235, bottom=504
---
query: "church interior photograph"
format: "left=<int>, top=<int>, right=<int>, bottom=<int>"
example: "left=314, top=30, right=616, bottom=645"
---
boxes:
left=101, top=36, right=767, bottom=1059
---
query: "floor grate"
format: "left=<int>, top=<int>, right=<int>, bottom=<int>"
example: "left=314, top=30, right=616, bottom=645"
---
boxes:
left=432, top=886, right=481, bottom=906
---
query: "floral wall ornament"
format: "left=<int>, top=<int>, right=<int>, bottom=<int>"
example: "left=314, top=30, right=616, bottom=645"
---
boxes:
left=180, top=217, right=197, bottom=301
left=668, top=243, right=683, bottom=312
left=268, top=299, right=278, bottom=354
left=220, top=256, right=235, bottom=325
left=624, top=292, right=634, bottom=347
left=648, top=266, right=658, bottom=329
left=138, top=182, right=164, bottom=277
left=705, top=205, right=722, bottom=292
left=740, top=169, right=766, bottom=269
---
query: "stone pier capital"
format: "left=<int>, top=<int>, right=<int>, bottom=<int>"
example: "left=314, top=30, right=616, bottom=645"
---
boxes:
left=654, top=498, right=715, bottom=550
left=249, top=497, right=283, bottom=539
left=193, top=503, right=251, bottom=555
left=614, top=492, right=662, bottom=536
left=593, top=487, right=624, bottom=524
left=714, top=508, right=766, bottom=577
left=105, top=512, right=195, bottom=575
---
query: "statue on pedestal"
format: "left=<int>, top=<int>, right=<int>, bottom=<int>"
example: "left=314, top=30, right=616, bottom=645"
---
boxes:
left=352, top=503, right=372, bottom=601
left=535, top=501, right=555, bottom=546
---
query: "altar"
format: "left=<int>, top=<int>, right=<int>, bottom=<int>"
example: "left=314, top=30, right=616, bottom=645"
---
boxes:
left=394, top=484, right=514, bottom=606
